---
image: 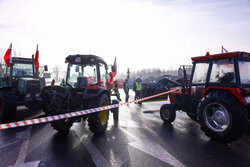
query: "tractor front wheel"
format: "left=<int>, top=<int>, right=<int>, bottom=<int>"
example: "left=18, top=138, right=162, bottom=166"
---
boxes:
left=198, top=91, right=248, bottom=143
left=47, top=92, right=73, bottom=134
left=160, top=104, right=176, bottom=124
left=0, top=89, right=17, bottom=122
left=88, top=94, right=110, bottom=135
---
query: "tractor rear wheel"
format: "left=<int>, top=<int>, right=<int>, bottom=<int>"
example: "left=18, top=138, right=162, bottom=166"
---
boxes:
left=160, top=104, right=176, bottom=123
left=88, top=94, right=110, bottom=135
left=198, top=91, right=248, bottom=143
left=47, top=92, right=73, bottom=134
left=186, top=112, right=198, bottom=122
left=0, top=89, right=17, bottom=122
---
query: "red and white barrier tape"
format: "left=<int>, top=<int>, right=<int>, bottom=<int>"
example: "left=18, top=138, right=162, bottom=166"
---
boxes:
left=0, top=88, right=180, bottom=130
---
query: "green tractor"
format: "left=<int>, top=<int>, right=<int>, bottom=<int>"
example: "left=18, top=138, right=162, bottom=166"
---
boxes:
left=41, top=54, right=119, bottom=134
left=0, top=56, right=48, bottom=122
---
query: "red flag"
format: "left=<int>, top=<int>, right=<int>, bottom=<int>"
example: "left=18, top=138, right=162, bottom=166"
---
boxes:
left=35, top=44, right=39, bottom=70
left=4, top=43, right=12, bottom=66
left=109, top=57, right=117, bottom=83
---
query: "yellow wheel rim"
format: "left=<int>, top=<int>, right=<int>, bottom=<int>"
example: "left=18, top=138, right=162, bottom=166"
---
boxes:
left=100, top=101, right=108, bottom=126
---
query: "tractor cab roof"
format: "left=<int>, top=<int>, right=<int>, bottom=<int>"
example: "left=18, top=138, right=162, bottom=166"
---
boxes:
left=65, top=54, right=107, bottom=66
left=191, top=51, right=250, bottom=62
left=12, top=57, right=33, bottom=64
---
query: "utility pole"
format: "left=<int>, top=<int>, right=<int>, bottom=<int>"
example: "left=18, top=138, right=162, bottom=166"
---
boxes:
left=127, top=68, right=130, bottom=79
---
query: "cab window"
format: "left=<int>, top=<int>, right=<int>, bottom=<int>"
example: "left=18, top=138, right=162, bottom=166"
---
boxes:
left=209, top=59, right=235, bottom=83
left=239, top=61, right=250, bottom=84
left=99, top=63, right=107, bottom=87
left=192, top=62, right=209, bottom=84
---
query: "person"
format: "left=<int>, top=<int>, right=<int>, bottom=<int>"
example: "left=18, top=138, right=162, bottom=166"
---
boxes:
left=123, top=79, right=129, bottom=102
left=51, top=79, right=55, bottom=86
left=60, top=78, right=66, bottom=87
left=113, top=81, right=121, bottom=101
left=133, top=77, right=142, bottom=105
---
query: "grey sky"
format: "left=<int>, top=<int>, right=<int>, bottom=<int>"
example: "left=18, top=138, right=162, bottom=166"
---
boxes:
left=0, top=0, right=249, bottom=73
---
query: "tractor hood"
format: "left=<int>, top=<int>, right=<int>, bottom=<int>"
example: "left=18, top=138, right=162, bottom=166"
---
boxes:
left=18, top=78, right=45, bottom=94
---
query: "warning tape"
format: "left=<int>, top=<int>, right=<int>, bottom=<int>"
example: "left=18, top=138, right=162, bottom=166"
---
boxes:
left=0, top=88, right=180, bottom=130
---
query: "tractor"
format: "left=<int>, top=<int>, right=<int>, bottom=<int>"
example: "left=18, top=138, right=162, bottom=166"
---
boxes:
left=41, top=54, right=119, bottom=134
left=160, top=51, right=250, bottom=143
left=0, top=56, right=48, bottom=122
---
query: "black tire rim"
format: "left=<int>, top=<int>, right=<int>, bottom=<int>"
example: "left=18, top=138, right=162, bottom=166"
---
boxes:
left=162, top=108, right=171, bottom=120
left=203, top=102, right=230, bottom=132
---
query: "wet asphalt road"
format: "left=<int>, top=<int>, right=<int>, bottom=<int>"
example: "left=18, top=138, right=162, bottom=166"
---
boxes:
left=0, top=92, right=249, bottom=167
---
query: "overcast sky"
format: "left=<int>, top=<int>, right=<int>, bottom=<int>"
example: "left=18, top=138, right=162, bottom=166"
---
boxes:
left=0, top=0, right=250, bottom=73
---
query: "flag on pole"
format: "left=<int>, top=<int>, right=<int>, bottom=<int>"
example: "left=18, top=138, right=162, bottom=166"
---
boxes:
left=35, top=44, right=39, bottom=70
left=109, top=57, right=117, bottom=83
left=4, top=43, right=12, bottom=66
left=222, top=45, right=228, bottom=53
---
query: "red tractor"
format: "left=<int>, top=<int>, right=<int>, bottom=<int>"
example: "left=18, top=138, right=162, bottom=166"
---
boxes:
left=160, top=52, right=250, bottom=143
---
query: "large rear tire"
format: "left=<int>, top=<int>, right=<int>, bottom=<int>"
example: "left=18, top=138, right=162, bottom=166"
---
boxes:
left=0, top=89, right=17, bottom=122
left=88, top=94, right=110, bottom=135
left=186, top=112, right=198, bottom=122
left=47, top=91, right=73, bottom=133
left=198, top=91, right=248, bottom=143
left=160, top=104, right=176, bottom=123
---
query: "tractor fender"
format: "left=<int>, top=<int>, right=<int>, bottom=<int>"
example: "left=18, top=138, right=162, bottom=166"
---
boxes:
left=0, top=86, right=13, bottom=91
left=201, top=87, right=249, bottom=105
left=83, top=89, right=110, bottom=103
left=41, top=85, right=67, bottom=101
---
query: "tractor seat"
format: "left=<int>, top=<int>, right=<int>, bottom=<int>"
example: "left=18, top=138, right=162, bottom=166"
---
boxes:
left=77, top=77, right=87, bottom=89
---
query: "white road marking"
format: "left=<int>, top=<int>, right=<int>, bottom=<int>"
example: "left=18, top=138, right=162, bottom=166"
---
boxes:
left=82, top=139, right=110, bottom=167
left=109, top=149, right=124, bottom=167
left=9, top=127, right=40, bottom=167
left=121, top=127, right=185, bottom=167
left=75, top=131, right=124, bottom=167
left=129, top=139, right=185, bottom=167
left=0, top=140, right=20, bottom=149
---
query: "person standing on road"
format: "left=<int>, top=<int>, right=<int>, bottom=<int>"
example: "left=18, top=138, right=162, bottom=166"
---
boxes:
left=113, top=81, right=122, bottom=101
left=51, top=79, right=55, bottom=86
left=60, top=78, right=66, bottom=87
left=133, top=77, right=142, bottom=104
left=123, top=79, right=129, bottom=102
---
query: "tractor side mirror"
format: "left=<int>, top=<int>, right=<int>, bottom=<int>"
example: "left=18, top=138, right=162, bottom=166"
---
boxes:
left=44, top=65, right=48, bottom=71
left=75, top=66, right=79, bottom=72
left=178, top=67, right=183, bottom=76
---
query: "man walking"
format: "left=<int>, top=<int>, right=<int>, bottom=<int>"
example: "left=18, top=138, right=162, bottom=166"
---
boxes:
left=123, top=79, right=129, bottom=102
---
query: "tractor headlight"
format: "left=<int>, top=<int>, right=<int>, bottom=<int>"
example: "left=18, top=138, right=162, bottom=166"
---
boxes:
left=26, top=93, right=31, bottom=98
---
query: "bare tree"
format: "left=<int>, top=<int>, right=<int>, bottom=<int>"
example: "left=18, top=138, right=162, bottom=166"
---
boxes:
left=52, top=64, right=60, bottom=82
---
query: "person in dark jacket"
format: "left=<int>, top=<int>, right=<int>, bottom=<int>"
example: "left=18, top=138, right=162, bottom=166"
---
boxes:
left=123, top=79, right=129, bottom=102
left=113, top=81, right=121, bottom=101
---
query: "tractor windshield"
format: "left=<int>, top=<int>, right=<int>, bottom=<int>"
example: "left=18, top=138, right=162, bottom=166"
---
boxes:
left=12, top=62, right=33, bottom=77
left=67, top=63, right=98, bottom=88
left=239, top=61, right=250, bottom=84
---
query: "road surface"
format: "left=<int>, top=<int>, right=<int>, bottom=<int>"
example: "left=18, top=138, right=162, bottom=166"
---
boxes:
left=0, top=92, right=249, bottom=167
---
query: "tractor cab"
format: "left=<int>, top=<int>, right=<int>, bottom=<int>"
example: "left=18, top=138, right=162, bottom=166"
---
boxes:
left=161, top=51, right=250, bottom=143
left=190, top=52, right=250, bottom=100
left=65, top=55, right=109, bottom=90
